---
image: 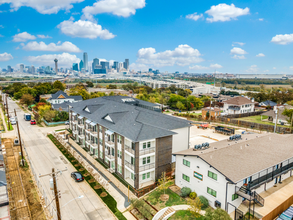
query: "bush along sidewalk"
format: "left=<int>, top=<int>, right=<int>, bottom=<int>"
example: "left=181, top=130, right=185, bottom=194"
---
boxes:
left=47, top=134, right=127, bottom=220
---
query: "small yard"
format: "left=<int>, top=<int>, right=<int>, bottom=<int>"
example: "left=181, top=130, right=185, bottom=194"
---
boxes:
left=145, top=180, right=187, bottom=210
left=238, top=115, right=290, bottom=127
left=169, top=210, right=204, bottom=220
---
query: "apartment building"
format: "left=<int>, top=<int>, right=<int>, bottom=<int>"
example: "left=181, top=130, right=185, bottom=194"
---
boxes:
left=174, top=133, right=293, bottom=217
left=69, top=96, right=191, bottom=190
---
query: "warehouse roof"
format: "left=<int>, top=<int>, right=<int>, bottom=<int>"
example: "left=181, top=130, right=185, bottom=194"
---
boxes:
left=70, top=96, right=191, bottom=142
left=174, top=133, right=293, bottom=183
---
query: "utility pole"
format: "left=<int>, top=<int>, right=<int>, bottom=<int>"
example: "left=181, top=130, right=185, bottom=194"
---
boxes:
left=274, top=109, right=278, bottom=133
left=5, top=94, right=10, bottom=130
left=52, top=168, right=61, bottom=220
left=14, top=109, right=24, bottom=166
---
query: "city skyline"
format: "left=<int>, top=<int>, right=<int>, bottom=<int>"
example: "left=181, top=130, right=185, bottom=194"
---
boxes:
left=0, top=0, right=293, bottom=74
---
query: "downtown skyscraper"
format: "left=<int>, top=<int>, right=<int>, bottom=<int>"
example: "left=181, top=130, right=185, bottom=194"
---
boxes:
left=83, top=52, right=88, bottom=71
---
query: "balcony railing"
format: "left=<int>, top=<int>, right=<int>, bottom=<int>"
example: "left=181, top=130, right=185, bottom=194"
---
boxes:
left=72, top=130, right=78, bottom=135
left=125, top=160, right=134, bottom=171
left=78, top=124, right=84, bottom=128
left=105, top=154, right=115, bottom=161
left=139, top=163, right=155, bottom=172
left=105, top=140, right=114, bottom=147
left=125, top=144, right=135, bottom=155
left=72, top=120, right=77, bottom=124
left=228, top=106, right=240, bottom=111
left=139, top=147, right=155, bottom=156
left=90, top=130, right=98, bottom=136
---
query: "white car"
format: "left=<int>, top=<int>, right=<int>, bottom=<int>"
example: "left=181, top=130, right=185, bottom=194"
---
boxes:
left=10, top=117, right=15, bottom=121
left=10, top=120, right=16, bottom=125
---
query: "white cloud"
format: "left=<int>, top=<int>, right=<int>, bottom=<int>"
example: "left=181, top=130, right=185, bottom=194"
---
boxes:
left=22, top=41, right=81, bottom=52
left=0, top=52, right=13, bottom=61
left=37, top=34, right=52, bottom=39
left=12, top=32, right=36, bottom=42
left=246, top=65, right=259, bottom=73
left=259, top=18, right=264, bottom=21
left=271, top=33, right=293, bottom=45
left=186, top=12, right=203, bottom=21
left=210, top=63, right=223, bottom=69
left=273, top=67, right=276, bottom=70
left=230, top=47, right=247, bottom=59
left=57, top=18, right=115, bottom=40
left=289, top=66, right=293, bottom=70
left=0, top=0, right=84, bottom=14
left=26, top=53, right=80, bottom=67
left=129, top=63, right=149, bottom=71
left=135, top=44, right=204, bottom=67
left=232, top=42, right=245, bottom=46
left=256, top=53, right=265, bottom=57
left=189, top=63, right=223, bottom=70
left=205, top=3, right=250, bottom=22
left=82, top=0, right=145, bottom=20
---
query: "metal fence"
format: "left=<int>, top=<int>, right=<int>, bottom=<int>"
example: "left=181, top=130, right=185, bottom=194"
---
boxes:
left=22, top=140, right=57, bottom=219
left=43, top=119, right=67, bottom=126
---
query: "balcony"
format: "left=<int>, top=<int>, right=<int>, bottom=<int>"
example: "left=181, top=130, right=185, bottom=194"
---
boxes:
left=90, top=130, right=98, bottom=136
left=125, top=160, right=134, bottom=171
left=105, top=154, right=115, bottom=161
left=78, top=134, right=85, bottom=139
left=72, top=130, right=78, bottom=135
left=71, top=120, right=77, bottom=124
left=105, top=140, right=114, bottom=147
left=78, top=124, right=84, bottom=129
left=139, top=147, right=155, bottom=156
left=228, top=106, right=240, bottom=111
left=125, top=144, right=135, bottom=155
left=139, top=163, right=155, bottom=172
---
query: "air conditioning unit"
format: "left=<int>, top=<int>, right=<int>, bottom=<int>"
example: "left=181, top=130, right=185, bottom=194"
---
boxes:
left=14, top=139, right=20, bottom=146
left=215, top=200, right=221, bottom=208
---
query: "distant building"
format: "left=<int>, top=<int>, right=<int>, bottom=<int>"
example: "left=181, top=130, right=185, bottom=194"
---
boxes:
left=79, top=60, right=84, bottom=71
left=94, top=68, right=107, bottom=74
left=47, top=91, right=82, bottom=104
left=7, top=65, right=12, bottom=73
left=92, top=58, right=99, bottom=72
left=73, top=63, right=78, bottom=71
left=83, top=52, right=88, bottom=71
left=20, top=64, right=24, bottom=73
left=123, top=59, right=129, bottom=70
left=222, top=96, right=255, bottom=114
left=100, top=61, right=109, bottom=69
left=113, top=61, right=119, bottom=70
left=235, top=74, right=287, bottom=79
left=31, top=65, right=35, bottom=74
left=149, top=68, right=153, bottom=72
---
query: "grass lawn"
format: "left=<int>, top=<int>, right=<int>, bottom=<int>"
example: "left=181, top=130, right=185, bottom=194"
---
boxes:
left=145, top=181, right=187, bottom=210
left=238, top=115, right=290, bottom=127
left=169, top=210, right=204, bottom=220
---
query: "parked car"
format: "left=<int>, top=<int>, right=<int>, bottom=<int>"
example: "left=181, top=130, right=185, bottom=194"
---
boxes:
left=30, top=120, right=36, bottom=125
left=64, top=121, right=69, bottom=125
left=71, top=172, right=84, bottom=182
left=10, top=120, right=16, bottom=125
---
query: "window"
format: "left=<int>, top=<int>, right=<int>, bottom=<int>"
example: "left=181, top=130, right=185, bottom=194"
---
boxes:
left=183, top=159, right=190, bottom=167
left=182, top=174, right=190, bottom=182
left=131, top=157, right=135, bottom=165
left=208, top=171, right=217, bottom=181
left=207, top=187, right=217, bottom=197
left=131, top=173, right=135, bottom=180
left=232, top=194, right=238, bottom=201
left=117, top=150, right=122, bottom=159
left=147, top=142, right=151, bottom=148
left=117, top=135, right=122, bottom=144
left=143, top=172, right=151, bottom=180
left=143, top=143, right=146, bottom=149
left=118, top=165, right=122, bottom=174
left=99, top=138, right=103, bottom=145
left=143, top=156, right=151, bottom=165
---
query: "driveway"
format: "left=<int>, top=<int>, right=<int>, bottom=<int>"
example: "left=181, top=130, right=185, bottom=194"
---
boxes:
left=7, top=99, right=116, bottom=220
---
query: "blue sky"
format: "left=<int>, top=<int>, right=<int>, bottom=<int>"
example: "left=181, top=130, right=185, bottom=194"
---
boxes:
left=0, top=0, right=293, bottom=74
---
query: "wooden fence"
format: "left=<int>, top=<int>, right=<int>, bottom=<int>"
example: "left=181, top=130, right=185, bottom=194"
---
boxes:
left=261, top=195, right=293, bottom=220
left=221, top=111, right=264, bottom=118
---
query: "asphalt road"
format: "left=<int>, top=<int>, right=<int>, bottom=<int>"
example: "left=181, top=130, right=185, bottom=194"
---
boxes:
left=7, top=99, right=115, bottom=220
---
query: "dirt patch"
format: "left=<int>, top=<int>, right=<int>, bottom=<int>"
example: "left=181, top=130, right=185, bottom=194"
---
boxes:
left=100, top=192, right=107, bottom=197
left=84, top=173, right=90, bottom=177
left=94, top=185, right=102, bottom=189
left=160, top=194, right=169, bottom=201
left=79, top=168, right=85, bottom=172
left=169, top=185, right=181, bottom=196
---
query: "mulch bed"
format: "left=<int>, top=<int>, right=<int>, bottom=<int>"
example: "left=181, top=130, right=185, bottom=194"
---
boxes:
left=100, top=192, right=107, bottom=197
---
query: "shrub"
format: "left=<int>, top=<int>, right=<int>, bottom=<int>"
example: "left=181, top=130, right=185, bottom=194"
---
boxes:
left=180, top=187, right=191, bottom=197
left=199, top=196, right=209, bottom=209
left=189, top=192, right=197, bottom=200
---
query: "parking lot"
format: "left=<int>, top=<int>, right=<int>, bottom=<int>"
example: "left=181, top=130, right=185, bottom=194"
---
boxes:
left=189, top=124, right=229, bottom=148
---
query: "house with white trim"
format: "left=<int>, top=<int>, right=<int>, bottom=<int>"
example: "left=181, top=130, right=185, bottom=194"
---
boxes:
left=222, top=96, right=255, bottom=114
left=47, top=90, right=82, bottom=104
left=173, top=133, right=293, bottom=218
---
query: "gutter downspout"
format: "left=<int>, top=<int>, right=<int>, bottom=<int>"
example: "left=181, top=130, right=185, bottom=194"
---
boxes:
left=225, top=180, right=232, bottom=212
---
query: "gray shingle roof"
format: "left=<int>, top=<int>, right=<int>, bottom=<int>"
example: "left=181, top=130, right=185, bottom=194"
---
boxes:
left=70, top=96, right=191, bottom=142
left=49, top=90, right=82, bottom=101
left=52, top=102, right=71, bottom=111
left=174, top=133, right=293, bottom=183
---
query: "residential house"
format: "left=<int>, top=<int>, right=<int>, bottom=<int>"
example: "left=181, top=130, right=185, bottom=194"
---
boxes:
left=263, top=105, right=293, bottom=125
left=69, top=96, right=192, bottom=190
left=222, top=96, right=255, bottom=114
left=173, top=133, right=293, bottom=216
left=47, top=90, right=82, bottom=105
left=202, top=107, right=221, bottom=120
left=259, top=100, right=277, bottom=108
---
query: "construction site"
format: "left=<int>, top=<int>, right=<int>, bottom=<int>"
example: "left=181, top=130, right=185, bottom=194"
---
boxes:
left=2, top=138, right=46, bottom=220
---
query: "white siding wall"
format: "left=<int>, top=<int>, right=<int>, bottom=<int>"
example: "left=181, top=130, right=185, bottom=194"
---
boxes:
left=172, top=127, right=189, bottom=154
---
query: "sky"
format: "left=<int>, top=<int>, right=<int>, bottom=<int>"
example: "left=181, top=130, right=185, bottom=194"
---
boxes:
left=0, top=0, right=293, bottom=74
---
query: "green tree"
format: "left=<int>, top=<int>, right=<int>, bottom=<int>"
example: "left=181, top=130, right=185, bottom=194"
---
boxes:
left=187, top=96, right=204, bottom=109
left=176, top=101, right=186, bottom=111
left=204, top=208, right=232, bottom=220
left=43, top=110, right=56, bottom=122
left=86, top=81, right=94, bottom=87
left=158, top=172, right=168, bottom=196
left=53, top=80, right=65, bottom=91
left=19, top=94, right=34, bottom=106
left=106, top=84, right=117, bottom=89
left=282, top=108, right=293, bottom=126
left=188, top=197, right=202, bottom=218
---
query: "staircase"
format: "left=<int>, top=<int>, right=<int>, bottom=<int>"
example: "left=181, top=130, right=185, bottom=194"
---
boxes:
left=253, top=191, right=264, bottom=207
left=158, top=207, right=175, bottom=220
left=236, top=186, right=264, bottom=207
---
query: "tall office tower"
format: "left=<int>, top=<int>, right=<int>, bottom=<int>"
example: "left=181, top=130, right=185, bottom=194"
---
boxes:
left=72, top=63, right=78, bottom=71
left=113, top=61, right=119, bottom=70
left=54, top=58, right=58, bottom=74
left=100, top=61, right=110, bottom=69
left=7, top=65, right=12, bottom=72
left=92, top=58, right=99, bottom=72
left=83, top=52, right=88, bottom=71
left=31, top=65, right=35, bottom=74
left=79, top=60, right=84, bottom=71
left=123, top=59, right=129, bottom=70
left=20, top=64, right=24, bottom=73
left=119, top=62, right=124, bottom=71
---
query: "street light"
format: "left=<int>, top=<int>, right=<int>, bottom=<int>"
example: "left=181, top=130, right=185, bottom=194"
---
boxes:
left=62, top=195, right=84, bottom=208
